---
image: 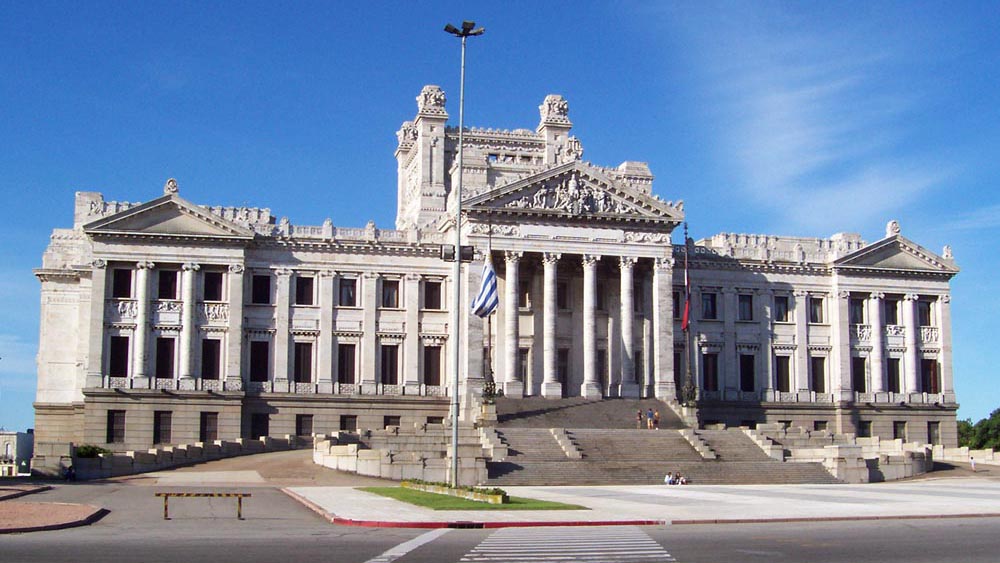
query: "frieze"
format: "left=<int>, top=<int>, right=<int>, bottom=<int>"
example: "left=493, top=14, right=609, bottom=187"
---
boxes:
left=624, top=232, right=670, bottom=244
left=154, top=301, right=182, bottom=313
left=470, top=223, right=520, bottom=237
left=201, top=303, right=229, bottom=323
left=505, top=173, right=628, bottom=215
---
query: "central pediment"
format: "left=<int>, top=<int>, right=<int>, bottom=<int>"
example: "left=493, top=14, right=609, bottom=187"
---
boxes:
left=84, top=194, right=256, bottom=241
left=834, top=235, right=958, bottom=276
left=464, top=161, right=684, bottom=226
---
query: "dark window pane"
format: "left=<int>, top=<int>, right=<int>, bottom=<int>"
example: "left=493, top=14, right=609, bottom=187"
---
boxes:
left=295, top=276, right=314, bottom=305
left=249, top=341, right=270, bottom=382
left=424, top=281, right=442, bottom=310
left=339, top=415, right=357, bottom=432
left=884, top=299, right=899, bottom=325
left=381, top=280, right=399, bottom=308
left=337, top=344, right=356, bottom=384
left=702, top=293, right=717, bottom=320
left=775, top=356, right=791, bottom=393
left=774, top=296, right=789, bottom=322
left=810, top=356, right=826, bottom=393
left=852, top=357, right=867, bottom=392
left=109, top=336, right=130, bottom=377
left=740, top=354, right=755, bottom=392
left=339, top=279, right=357, bottom=307
left=155, top=338, right=175, bottom=379
left=112, top=269, right=132, bottom=298
left=250, top=413, right=269, bottom=439
left=703, top=353, right=718, bottom=392
left=201, top=339, right=221, bottom=380
left=251, top=275, right=271, bottom=304
left=380, top=344, right=398, bottom=384
left=294, top=342, right=313, bottom=383
left=153, top=411, right=172, bottom=445
left=383, top=415, right=401, bottom=429
left=809, top=297, right=824, bottom=323
left=158, top=270, right=178, bottom=300
left=887, top=358, right=901, bottom=393
left=203, top=271, right=224, bottom=301
left=295, top=414, right=313, bottom=437
left=849, top=298, right=866, bottom=324
left=423, top=345, right=441, bottom=386
left=106, top=410, right=126, bottom=444
left=199, top=412, right=218, bottom=442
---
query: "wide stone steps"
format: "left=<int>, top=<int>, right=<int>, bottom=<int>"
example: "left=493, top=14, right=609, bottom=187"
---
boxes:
left=495, top=428, right=569, bottom=462
left=569, top=429, right=704, bottom=462
left=695, top=429, right=775, bottom=461
left=486, top=460, right=840, bottom=486
left=495, top=397, right=685, bottom=429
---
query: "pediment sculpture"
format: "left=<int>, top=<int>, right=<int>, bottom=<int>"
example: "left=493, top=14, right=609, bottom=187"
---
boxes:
left=504, top=173, right=627, bottom=216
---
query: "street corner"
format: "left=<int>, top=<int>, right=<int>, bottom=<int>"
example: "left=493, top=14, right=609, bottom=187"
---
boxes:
left=0, top=501, right=109, bottom=534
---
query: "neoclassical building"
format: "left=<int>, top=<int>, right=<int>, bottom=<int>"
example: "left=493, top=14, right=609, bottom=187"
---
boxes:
left=33, top=85, right=959, bottom=451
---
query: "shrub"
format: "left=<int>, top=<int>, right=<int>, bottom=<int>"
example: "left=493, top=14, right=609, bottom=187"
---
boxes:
left=74, top=444, right=112, bottom=458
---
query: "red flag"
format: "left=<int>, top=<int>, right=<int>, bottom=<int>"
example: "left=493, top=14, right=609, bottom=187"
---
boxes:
left=681, top=242, right=691, bottom=331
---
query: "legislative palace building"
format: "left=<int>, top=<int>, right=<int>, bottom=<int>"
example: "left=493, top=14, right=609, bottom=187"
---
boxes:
left=33, top=86, right=960, bottom=451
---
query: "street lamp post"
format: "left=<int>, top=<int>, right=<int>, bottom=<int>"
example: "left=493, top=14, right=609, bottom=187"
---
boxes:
left=444, top=20, right=484, bottom=487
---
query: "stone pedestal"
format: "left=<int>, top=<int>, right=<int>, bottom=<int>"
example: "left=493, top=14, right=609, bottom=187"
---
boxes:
left=502, top=380, right=524, bottom=398
left=542, top=381, right=563, bottom=398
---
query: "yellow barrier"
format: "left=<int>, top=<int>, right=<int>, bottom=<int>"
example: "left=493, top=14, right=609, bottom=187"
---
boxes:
left=154, top=492, right=252, bottom=520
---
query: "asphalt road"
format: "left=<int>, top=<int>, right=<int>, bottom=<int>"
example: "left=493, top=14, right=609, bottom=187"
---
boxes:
left=6, top=482, right=1000, bottom=563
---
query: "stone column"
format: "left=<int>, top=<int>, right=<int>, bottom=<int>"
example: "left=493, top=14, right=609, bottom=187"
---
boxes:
left=902, top=293, right=920, bottom=395
left=226, top=264, right=245, bottom=388
left=541, top=252, right=562, bottom=397
left=652, top=257, right=675, bottom=399
left=317, top=269, right=336, bottom=393
left=132, top=261, right=154, bottom=385
left=85, top=259, right=108, bottom=388
left=581, top=254, right=602, bottom=398
left=273, top=268, right=292, bottom=389
left=760, top=289, right=773, bottom=398
left=793, top=290, right=810, bottom=399
left=618, top=256, right=639, bottom=398
left=868, top=292, right=885, bottom=394
left=832, top=289, right=852, bottom=401
left=939, top=295, right=955, bottom=400
left=503, top=251, right=524, bottom=397
left=721, top=287, right=737, bottom=399
left=179, top=262, right=200, bottom=379
left=361, top=272, right=379, bottom=391
left=403, top=273, right=421, bottom=394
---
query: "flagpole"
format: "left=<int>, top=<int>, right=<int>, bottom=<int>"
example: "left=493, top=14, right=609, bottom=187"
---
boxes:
left=683, top=222, right=695, bottom=405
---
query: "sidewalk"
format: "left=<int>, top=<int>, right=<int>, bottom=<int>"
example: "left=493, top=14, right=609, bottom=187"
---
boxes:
left=285, top=478, right=1000, bottom=528
left=0, top=485, right=108, bottom=534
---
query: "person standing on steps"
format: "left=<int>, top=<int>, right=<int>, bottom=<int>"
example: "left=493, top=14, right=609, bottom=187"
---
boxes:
left=654, top=410, right=660, bottom=430
left=636, top=410, right=643, bottom=429
left=646, top=407, right=655, bottom=429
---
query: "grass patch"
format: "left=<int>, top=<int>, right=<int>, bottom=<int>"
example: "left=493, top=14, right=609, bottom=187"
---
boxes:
left=358, top=487, right=588, bottom=511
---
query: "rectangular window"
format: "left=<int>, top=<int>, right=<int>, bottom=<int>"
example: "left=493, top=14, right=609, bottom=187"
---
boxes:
left=703, top=352, right=719, bottom=392
left=701, top=293, right=718, bottom=320
left=109, top=335, right=130, bottom=377
left=199, top=412, right=218, bottom=442
left=106, top=410, right=126, bottom=444
left=927, top=421, right=941, bottom=445
left=851, top=356, right=867, bottom=393
left=423, top=345, right=442, bottom=386
left=249, top=341, right=270, bottom=382
left=775, top=356, right=791, bottom=393
left=381, top=279, right=400, bottom=308
left=295, top=276, right=314, bottom=305
left=887, top=358, right=901, bottom=394
left=773, top=295, right=790, bottom=322
left=858, top=420, right=873, bottom=438
left=739, top=354, right=755, bottom=392
left=153, top=411, right=172, bottom=445
left=814, top=421, right=828, bottom=432
left=339, top=278, right=357, bottom=307
left=673, top=291, right=681, bottom=319
left=518, top=348, right=530, bottom=381
left=893, top=421, right=907, bottom=441
left=884, top=298, right=899, bottom=325
left=295, top=414, right=313, bottom=437
left=427, top=416, right=444, bottom=425
left=918, top=299, right=934, bottom=326
left=339, top=415, right=358, bottom=432
left=201, top=339, right=221, bottom=380
left=423, top=281, right=442, bottom=310
left=808, top=297, right=824, bottom=324
left=849, top=297, right=866, bottom=324
left=294, top=342, right=313, bottom=383
left=380, top=344, right=399, bottom=385
left=251, top=275, right=271, bottom=304
left=557, top=281, right=570, bottom=310
left=673, top=351, right=683, bottom=390
left=383, top=415, right=401, bottom=429
left=337, top=343, right=356, bottom=384
left=203, top=271, right=224, bottom=301
left=250, top=413, right=269, bottom=439
left=112, top=268, right=132, bottom=298
left=155, top=337, right=175, bottom=379
left=518, top=280, right=531, bottom=308
left=738, top=294, right=754, bottom=321
left=810, top=356, right=826, bottom=393
left=158, top=270, right=178, bottom=300
left=921, top=359, right=940, bottom=394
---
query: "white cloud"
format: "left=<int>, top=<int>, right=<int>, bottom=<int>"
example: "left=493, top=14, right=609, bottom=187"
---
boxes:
left=0, top=333, right=38, bottom=393
left=938, top=203, right=1000, bottom=232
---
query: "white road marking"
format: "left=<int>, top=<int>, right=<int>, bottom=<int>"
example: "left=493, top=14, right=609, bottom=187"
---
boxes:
left=364, top=528, right=453, bottom=563
left=460, top=526, right=675, bottom=563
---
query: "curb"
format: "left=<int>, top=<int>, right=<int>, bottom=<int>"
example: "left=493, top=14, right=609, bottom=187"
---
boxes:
left=0, top=485, right=53, bottom=502
left=281, top=488, right=664, bottom=529
left=0, top=506, right=109, bottom=535
left=670, top=513, right=1000, bottom=525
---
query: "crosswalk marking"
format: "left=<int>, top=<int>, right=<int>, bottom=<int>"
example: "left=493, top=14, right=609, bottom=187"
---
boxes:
left=460, top=526, right=675, bottom=563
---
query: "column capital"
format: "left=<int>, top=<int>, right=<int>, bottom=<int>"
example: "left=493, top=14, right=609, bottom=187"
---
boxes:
left=582, top=254, right=601, bottom=267
left=275, top=267, right=293, bottom=277
left=940, top=294, right=951, bottom=303
left=654, top=257, right=673, bottom=270
left=228, top=264, right=245, bottom=274
left=793, top=289, right=809, bottom=297
left=136, top=261, right=155, bottom=270
left=542, top=252, right=561, bottom=265
left=869, top=291, right=885, bottom=301
left=182, top=262, right=201, bottom=272
left=903, top=293, right=920, bottom=302
left=91, top=259, right=107, bottom=269
left=318, top=268, right=338, bottom=278
left=837, top=290, right=850, bottom=299
left=404, top=272, right=421, bottom=282
left=504, top=250, right=523, bottom=263
left=619, top=256, right=637, bottom=270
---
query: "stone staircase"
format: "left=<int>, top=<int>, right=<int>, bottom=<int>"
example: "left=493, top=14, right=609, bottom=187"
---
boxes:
left=485, top=398, right=840, bottom=486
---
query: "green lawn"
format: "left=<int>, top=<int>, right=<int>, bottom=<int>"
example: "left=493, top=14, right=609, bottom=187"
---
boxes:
left=358, top=487, right=588, bottom=511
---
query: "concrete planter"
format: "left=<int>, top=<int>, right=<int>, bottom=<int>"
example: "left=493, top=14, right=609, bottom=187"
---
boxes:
left=400, top=481, right=507, bottom=505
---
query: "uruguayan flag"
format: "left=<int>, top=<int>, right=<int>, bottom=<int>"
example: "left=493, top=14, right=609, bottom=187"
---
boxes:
left=471, top=258, right=499, bottom=318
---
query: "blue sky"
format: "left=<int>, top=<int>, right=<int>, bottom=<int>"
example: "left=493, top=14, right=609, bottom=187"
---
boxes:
left=1, top=2, right=997, bottom=431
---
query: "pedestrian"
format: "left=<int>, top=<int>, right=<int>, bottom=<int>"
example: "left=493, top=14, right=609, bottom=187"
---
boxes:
left=646, top=408, right=654, bottom=429
left=654, top=410, right=660, bottom=430
left=636, top=410, right=643, bottom=429
left=971, top=457, right=977, bottom=472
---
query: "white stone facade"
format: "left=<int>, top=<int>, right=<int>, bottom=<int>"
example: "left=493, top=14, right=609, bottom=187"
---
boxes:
left=33, top=86, right=960, bottom=451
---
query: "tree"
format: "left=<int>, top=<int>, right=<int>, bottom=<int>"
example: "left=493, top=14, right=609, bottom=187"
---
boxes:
left=959, top=408, right=1000, bottom=451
